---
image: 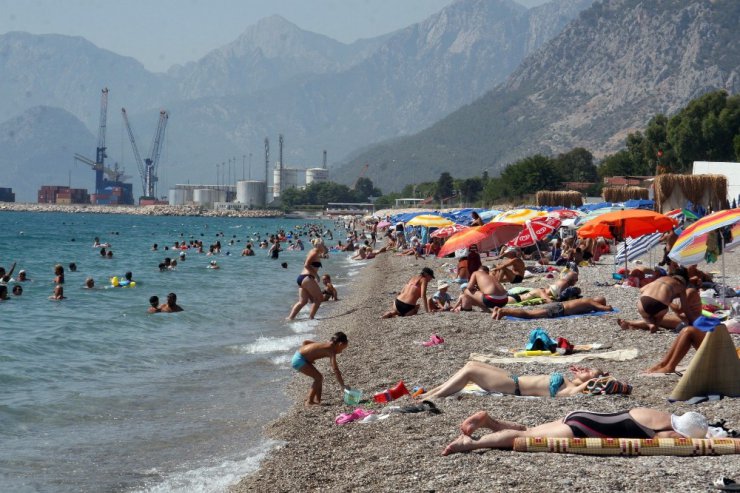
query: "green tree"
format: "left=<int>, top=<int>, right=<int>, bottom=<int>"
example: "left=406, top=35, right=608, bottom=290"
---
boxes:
left=500, top=155, right=561, bottom=197
left=598, top=150, right=635, bottom=178
left=554, top=147, right=597, bottom=182
left=354, top=177, right=382, bottom=201
left=435, top=172, right=454, bottom=200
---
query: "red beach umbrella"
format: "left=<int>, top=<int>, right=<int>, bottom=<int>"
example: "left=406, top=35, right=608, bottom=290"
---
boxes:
left=437, top=222, right=521, bottom=257
left=430, top=223, right=469, bottom=239
left=577, top=209, right=677, bottom=240
left=508, top=216, right=562, bottom=248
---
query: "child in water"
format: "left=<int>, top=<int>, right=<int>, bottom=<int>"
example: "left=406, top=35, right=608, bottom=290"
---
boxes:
left=291, top=332, right=348, bottom=405
left=321, top=274, right=338, bottom=301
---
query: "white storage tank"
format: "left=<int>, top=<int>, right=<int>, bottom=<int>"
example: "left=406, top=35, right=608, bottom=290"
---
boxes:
left=193, top=188, right=225, bottom=208
left=236, top=180, right=266, bottom=207
left=168, top=187, right=189, bottom=205
left=306, top=168, right=329, bottom=185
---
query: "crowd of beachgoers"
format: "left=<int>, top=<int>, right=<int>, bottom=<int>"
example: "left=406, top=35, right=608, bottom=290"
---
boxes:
left=235, top=202, right=740, bottom=492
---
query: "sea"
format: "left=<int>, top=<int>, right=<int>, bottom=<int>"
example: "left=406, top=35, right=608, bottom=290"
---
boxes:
left=0, top=211, right=360, bottom=493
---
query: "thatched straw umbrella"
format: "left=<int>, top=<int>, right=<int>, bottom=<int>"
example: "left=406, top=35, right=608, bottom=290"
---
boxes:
left=535, top=191, right=583, bottom=208
left=602, top=186, right=649, bottom=203
left=653, top=174, right=728, bottom=213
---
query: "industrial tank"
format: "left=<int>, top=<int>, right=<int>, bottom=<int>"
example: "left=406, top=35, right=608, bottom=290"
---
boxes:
left=193, top=188, right=226, bottom=207
left=236, top=180, right=266, bottom=207
left=306, top=168, right=329, bottom=185
left=168, top=188, right=189, bottom=205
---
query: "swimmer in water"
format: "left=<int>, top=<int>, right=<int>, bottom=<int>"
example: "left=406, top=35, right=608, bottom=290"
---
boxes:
left=147, top=296, right=160, bottom=313
left=53, top=265, right=65, bottom=284
left=84, top=277, right=95, bottom=289
left=49, top=285, right=66, bottom=300
left=159, top=292, right=183, bottom=312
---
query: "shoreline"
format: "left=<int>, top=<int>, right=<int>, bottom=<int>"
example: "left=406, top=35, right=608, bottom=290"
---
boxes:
left=0, top=202, right=284, bottom=218
left=233, top=251, right=739, bottom=492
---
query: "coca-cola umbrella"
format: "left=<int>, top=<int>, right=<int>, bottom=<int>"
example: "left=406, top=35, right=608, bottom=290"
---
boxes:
left=508, top=216, right=562, bottom=248
left=437, top=222, right=521, bottom=257
left=430, top=223, right=469, bottom=239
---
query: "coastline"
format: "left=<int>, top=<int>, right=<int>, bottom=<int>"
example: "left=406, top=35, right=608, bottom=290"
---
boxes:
left=0, top=202, right=283, bottom=218
left=233, top=252, right=740, bottom=492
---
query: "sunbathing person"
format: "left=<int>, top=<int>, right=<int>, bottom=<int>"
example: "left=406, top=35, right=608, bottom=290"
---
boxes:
left=491, top=296, right=613, bottom=320
left=453, top=266, right=508, bottom=312
left=442, top=408, right=709, bottom=455
left=616, top=268, right=698, bottom=333
left=419, top=361, right=607, bottom=399
left=646, top=325, right=707, bottom=374
left=492, top=247, right=526, bottom=283
left=381, top=267, right=435, bottom=318
left=510, top=272, right=579, bottom=303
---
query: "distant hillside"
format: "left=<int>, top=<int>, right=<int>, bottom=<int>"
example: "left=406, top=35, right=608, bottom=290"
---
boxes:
left=0, top=107, right=96, bottom=202
left=333, top=0, right=740, bottom=193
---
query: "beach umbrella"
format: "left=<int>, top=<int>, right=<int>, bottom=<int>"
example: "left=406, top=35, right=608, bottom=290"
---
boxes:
left=430, top=223, right=469, bottom=239
left=437, top=222, right=521, bottom=257
left=577, top=209, right=677, bottom=240
left=492, top=208, right=548, bottom=224
left=668, top=209, right=740, bottom=267
left=508, top=216, right=562, bottom=248
left=376, top=220, right=391, bottom=229
left=547, top=209, right=581, bottom=219
left=479, top=209, right=503, bottom=221
left=614, top=209, right=685, bottom=265
left=574, top=206, right=626, bottom=226
left=406, top=214, right=454, bottom=228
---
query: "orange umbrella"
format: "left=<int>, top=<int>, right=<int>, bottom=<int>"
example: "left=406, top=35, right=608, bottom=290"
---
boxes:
left=577, top=209, right=677, bottom=240
left=438, top=222, right=521, bottom=257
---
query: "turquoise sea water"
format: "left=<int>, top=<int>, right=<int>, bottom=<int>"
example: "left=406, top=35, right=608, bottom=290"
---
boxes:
left=0, top=212, right=355, bottom=492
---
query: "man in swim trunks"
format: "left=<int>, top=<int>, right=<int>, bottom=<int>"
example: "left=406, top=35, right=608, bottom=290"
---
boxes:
left=616, top=267, right=700, bottom=333
left=454, top=266, right=508, bottom=312
left=492, top=247, right=526, bottom=283
left=510, top=272, right=579, bottom=303
left=381, top=267, right=434, bottom=318
left=159, top=292, right=184, bottom=312
left=491, top=296, right=612, bottom=320
left=441, top=408, right=706, bottom=455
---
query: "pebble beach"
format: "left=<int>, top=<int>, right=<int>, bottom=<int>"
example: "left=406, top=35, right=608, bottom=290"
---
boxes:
left=233, top=250, right=740, bottom=492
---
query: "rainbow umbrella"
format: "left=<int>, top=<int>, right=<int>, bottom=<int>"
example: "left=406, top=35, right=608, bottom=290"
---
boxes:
left=438, top=222, right=521, bottom=257
left=430, top=223, right=469, bottom=239
left=668, top=209, right=740, bottom=266
left=492, top=208, right=548, bottom=224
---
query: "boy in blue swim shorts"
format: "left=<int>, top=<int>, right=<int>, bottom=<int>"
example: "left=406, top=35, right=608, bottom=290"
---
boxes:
left=291, top=332, right=349, bottom=405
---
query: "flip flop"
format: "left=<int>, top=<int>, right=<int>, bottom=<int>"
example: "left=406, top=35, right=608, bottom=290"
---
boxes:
left=422, top=334, right=445, bottom=347
left=335, top=408, right=373, bottom=425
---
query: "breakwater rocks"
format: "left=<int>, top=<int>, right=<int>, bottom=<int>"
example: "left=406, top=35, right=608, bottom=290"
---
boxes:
left=0, top=203, right=284, bottom=218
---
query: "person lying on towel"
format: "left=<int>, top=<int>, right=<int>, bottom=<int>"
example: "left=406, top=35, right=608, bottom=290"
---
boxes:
left=418, top=362, right=616, bottom=400
left=491, top=296, right=612, bottom=320
left=442, top=408, right=710, bottom=455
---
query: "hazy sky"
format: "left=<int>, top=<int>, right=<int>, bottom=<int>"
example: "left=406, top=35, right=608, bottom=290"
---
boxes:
left=0, top=0, right=548, bottom=72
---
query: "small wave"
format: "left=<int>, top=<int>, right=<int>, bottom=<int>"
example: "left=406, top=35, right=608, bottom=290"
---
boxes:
left=229, top=335, right=305, bottom=355
left=270, top=355, right=291, bottom=366
left=136, top=440, right=279, bottom=493
left=288, top=319, right=317, bottom=334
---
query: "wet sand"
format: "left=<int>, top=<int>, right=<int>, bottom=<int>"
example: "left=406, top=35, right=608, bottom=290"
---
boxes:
left=233, top=251, right=740, bottom=492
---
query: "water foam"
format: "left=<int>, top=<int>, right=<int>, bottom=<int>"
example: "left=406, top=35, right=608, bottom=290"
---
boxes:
left=288, top=319, right=318, bottom=334
left=137, top=440, right=280, bottom=493
left=231, top=334, right=305, bottom=354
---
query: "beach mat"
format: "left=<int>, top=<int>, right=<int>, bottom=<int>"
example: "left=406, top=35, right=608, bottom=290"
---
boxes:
left=470, top=348, right=638, bottom=365
left=513, top=437, right=740, bottom=456
left=503, top=308, right=619, bottom=321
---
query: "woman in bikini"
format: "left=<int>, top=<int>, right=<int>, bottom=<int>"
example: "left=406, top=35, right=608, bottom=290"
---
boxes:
left=287, top=238, right=328, bottom=320
left=381, top=267, right=434, bottom=318
left=453, top=266, right=509, bottom=312
left=419, top=362, right=607, bottom=400
left=442, top=408, right=709, bottom=455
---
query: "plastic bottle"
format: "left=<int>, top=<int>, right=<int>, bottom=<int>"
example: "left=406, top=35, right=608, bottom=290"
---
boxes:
left=373, top=380, right=409, bottom=403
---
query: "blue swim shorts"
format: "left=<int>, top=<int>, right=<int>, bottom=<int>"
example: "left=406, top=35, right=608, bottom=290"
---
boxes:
left=291, top=351, right=308, bottom=371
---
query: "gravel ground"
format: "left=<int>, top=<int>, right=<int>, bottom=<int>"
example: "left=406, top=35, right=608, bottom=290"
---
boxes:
left=233, top=250, right=740, bottom=493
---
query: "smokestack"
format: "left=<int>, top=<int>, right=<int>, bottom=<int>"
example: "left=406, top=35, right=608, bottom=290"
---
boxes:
left=323, top=150, right=327, bottom=169
left=264, top=137, right=270, bottom=201
left=279, top=134, right=284, bottom=170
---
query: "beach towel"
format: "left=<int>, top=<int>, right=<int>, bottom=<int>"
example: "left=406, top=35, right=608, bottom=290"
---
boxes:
left=503, top=308, right=619, bottom=321
left=470, top=348, right=639, bottom=365
left=511, top=297, right=548, bottom=307
left=513, top=437, right=740, bottom=456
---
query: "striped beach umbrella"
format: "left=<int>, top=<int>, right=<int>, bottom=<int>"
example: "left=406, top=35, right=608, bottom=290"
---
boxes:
left=614, top=209, right=685, bottom=264
left=430, top=223, right=469, bottom=239
left=668, top=208, right=740, bottom=266
left=406, top=214, right=455, bottom=228
left=492, top=208, right=547, bottom=224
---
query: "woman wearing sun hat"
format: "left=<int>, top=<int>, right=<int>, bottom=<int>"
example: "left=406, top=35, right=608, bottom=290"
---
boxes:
left=442, top=409, right=710, bottom=455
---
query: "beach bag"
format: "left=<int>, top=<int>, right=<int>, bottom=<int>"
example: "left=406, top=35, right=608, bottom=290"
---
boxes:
left=585, top=377, right=632, bottom=395
left=525, top=328, right=557, bottom=352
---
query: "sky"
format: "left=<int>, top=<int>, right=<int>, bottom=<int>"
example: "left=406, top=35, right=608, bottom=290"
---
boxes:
left=0, top=0, right=548, bottom=72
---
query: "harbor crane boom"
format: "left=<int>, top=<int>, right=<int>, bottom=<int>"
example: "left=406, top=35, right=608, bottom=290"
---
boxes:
left=121, top=108, right=169, bottom=199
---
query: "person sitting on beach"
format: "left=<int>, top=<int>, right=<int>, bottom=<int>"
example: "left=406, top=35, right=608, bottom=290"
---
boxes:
left=84, top=277, right=95, bottom=289
left=616, top=268, right=698, bottom=333
left=53, top=264, right=65, bottom=284
left=491, top=296, right=613, bottom=320
left=453, top=266, right=508, bottom=312
left=469, top=211, right=484, bottom=227
left=420, top=362, right=608, bottom=400
left=492, top=247, right=526, bottom=283
left=147, top=296, right=161, bottom=313
left=321, top=274, right=338, bottom=301
left=429, top=281, right=454, bottom=312
left=646, top=325, right=707, bottom=374
left=441, top=408, right=709, bottom=456
left=381, top=267, right=435, bottom=318
left=159, top=292, right=183, bottom=312
left=397, top=236, right=425, bottom=258
left=510, top=272, right=579, bottom=304
left=291, top=331, right=349, bottom=405
left=687, top=264, right=713, bottom=287
left=49, top=285, right=66, bottom=300
left=456, top=254, right=470, bottom=283
left=287, top=238, right=328, bottom=320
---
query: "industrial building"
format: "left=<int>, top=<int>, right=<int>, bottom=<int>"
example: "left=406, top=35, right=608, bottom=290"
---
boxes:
left=168, top=184, right=235, bottom=208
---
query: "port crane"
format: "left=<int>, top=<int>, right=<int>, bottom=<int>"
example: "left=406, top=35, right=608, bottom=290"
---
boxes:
left=121, top=108, right=169, bottom=200
left=73, top=88, right=108, bottom=194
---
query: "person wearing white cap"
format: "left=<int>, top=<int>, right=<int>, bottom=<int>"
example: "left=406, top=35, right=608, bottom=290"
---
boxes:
left=207, top=260, right=220, bottom=269
left=442, top=408, right=709, bottom=456
left=429, top=281, right=453, bottom=311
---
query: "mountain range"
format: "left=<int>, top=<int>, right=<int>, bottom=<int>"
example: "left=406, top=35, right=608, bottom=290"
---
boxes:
left=1, top=0, right=737, bottom=202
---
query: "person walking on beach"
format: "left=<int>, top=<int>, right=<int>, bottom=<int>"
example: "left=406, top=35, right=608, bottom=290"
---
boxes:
left=288, top=238, right=328, bottom=320
left=291, top=332, right=349, bottom=405
left=381, top=267, right=435, bottom=318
